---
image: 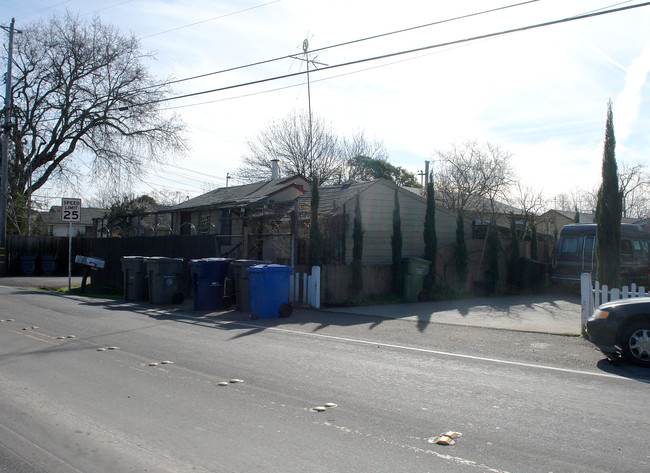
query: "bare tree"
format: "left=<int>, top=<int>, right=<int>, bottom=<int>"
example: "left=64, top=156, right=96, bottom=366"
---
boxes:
left=618, top=162, right=650, bottom=219
left=237, top=110, right=341, bottom=184
left=553, top=187, right=588, bottom=213
left=555, top=163, right=650, bottom=219
left=433, top=140, right=515, bottom=215
left=509, top=183, right=546, bottom=240
left=3, top=13, right=186, bottom=233
left=339, top=130, right=389, bottom=161
left=337, top=130, right=390, bottom=183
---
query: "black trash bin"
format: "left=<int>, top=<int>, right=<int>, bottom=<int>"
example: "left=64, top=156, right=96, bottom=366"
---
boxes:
left=229, top=259, right=269, bottom=311
left=188, top=258, right=232, bottom=310
left=146, top=257, right=185, bottom=304
left=122, top=256, right=149, bottom=301
left=40, top=254, right=56, bottom=276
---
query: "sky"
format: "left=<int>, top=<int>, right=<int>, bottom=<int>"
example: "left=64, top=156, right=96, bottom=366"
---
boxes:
left=2, top=0, right=650, bottom=210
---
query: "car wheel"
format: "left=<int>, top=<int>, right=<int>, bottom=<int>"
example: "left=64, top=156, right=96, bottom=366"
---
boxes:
left=621, top=321, right=650, bottom=367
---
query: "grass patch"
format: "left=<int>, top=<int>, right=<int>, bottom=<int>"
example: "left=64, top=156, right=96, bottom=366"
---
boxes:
left=53, top=284, right=124, bottom=300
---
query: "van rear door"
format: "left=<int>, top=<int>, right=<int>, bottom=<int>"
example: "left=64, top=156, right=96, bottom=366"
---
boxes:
left=581, top=235, right=595, bottom=274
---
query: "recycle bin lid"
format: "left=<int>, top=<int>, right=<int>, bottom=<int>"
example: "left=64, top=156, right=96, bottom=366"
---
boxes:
left=189, top=257, right=232, bottom=265
left=401, top=257, right=431, bottom=264
left=144, top=256, right=184, bottom=262
left=232, top=259, right=270, bottom=266
left=246, top=264, right=294, bottom=273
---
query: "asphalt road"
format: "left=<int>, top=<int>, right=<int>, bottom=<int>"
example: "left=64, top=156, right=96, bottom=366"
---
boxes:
left=1, top=285, right=648, bottom=473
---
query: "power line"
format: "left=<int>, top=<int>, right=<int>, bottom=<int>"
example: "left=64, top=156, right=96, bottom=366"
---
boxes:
left=159, top=33, right=486, bottom=111
left=5, top=0, right=543, bottom=120
left=143, top=0, right=541, bottom=91
left=140, top=0, right=282, bottom=39
left=136, top=1, right=650, bottom=107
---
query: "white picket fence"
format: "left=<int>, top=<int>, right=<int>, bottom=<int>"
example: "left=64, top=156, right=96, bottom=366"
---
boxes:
left=289, top=265, right=321, bottom=309
left=580, top=272, right=650, bottom=331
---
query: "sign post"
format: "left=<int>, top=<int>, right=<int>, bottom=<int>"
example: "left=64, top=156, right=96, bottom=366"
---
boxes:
left=61, top=198, right=81, bottom=293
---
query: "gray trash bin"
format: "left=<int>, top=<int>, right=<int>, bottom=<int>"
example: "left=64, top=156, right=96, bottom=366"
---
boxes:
left=229, top=259, right=268, bottom=311
left=146, top=257, right=185, bottom=304
left=122, top=256, right=149, bottom=301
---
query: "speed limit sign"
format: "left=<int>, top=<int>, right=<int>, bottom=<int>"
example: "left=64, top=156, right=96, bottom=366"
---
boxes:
left=61, top=198, right=82, bottom=222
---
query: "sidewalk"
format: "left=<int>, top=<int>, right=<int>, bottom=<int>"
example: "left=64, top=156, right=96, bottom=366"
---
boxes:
left=322, top=294, right=583, bottom=335
left=0, top=277, right=583, bottom=335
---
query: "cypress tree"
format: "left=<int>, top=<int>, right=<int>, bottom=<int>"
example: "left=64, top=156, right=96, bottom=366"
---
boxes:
left=485, top=224, right=500, bottom=295
left=351, top=192, right=363, bottom=297
left=308, top=176, right=323, bottom=267
left=423, top=175, right=437, bottom=292
left=507, top=213, right=521, bottom=290
left=391, top=187, right=403, bottom=295
left=454, top=209, right=468, bottom=289
left=574, top=205, right=580, bottom=223
left=595, top=99, right=622, bottom=287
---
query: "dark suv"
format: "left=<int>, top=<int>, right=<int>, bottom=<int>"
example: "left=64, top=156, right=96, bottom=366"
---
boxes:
left=586, top=297, right=650, bottom=366
left=551, top=223, right=650, bottom=286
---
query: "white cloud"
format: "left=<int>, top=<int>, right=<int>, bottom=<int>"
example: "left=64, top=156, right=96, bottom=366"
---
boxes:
left=614, top=39, right=650, bottom=142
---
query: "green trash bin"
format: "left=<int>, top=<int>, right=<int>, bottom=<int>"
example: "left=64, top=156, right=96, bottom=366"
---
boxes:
left=146, top=257, right=185, bottom=304
left=402, top=257, right=431, bottom=302
left=122, top=256, right=149, bottom=301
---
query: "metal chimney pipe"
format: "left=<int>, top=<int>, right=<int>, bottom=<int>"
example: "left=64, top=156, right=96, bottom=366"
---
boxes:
left=271, top=159, right=279, bottom=180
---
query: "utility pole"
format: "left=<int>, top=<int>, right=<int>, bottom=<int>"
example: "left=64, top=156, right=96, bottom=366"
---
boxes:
left=226, top=173, right=230, bottom=187
left=294, top=38, right=326, bottom=179
left=0, top=18, right=20, bottom=276
left=417, top=170, right=425, bottom=187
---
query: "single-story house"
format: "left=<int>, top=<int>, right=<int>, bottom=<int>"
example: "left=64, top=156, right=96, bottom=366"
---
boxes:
left=537, top=209, right=639, bottom=237
left=298, top=178, right=464, bottom=265
left=160, top=173, right=467, bottom=267
left=37, top=206, right=106, bottom=237
left=164, top=174, right=311, bottom=261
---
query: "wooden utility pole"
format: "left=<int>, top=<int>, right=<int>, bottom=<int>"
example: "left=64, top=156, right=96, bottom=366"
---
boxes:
left=0, top=18, right=19, bottom=276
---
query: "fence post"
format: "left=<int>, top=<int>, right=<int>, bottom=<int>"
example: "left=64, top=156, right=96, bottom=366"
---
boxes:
left=580, top=272, right=592, bottom=337
left=309, top=265, right=321, bottom=309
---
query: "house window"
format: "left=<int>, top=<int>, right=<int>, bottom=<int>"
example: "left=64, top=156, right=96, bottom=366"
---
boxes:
left=219, top=209, right=232, bottom=246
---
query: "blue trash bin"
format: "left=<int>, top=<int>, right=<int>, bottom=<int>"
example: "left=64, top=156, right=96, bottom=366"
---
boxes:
left=40, top=254, right=56, bottom=276
left=247, top=264, right=294, bottom=319
left=20, top=254, right=36, bottom=275
left=189, top=258, right=232, bottom=310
